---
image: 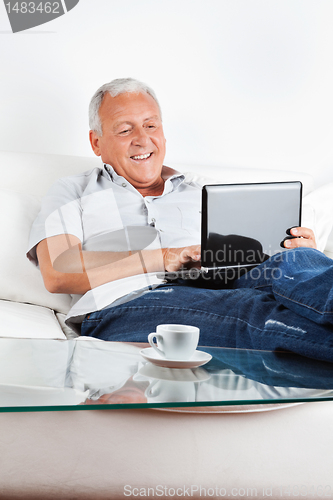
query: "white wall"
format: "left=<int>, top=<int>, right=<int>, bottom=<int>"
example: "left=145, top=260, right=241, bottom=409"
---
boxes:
left=1, top=0, right=333, bottom=187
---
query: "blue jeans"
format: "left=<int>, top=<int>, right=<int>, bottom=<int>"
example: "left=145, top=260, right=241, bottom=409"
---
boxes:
left=81, top=248, right=333, bottom=362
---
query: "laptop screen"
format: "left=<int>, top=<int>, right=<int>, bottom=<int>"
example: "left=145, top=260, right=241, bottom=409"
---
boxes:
left=201, top=181, right=302, bottom=270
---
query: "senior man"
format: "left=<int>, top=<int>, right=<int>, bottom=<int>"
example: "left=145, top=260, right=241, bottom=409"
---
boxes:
left=27, top=78, right=333, bottom=362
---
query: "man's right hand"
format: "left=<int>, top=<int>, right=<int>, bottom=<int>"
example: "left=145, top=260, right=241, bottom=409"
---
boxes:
left=162, top=245, right=201, bottom=272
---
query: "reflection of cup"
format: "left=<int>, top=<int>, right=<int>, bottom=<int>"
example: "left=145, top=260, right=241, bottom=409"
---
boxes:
left=148, top=324, right=199, bottom=360
left=145, top=379, right=196, bottom=403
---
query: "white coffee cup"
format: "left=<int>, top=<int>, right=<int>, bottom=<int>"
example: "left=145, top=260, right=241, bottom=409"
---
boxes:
left=148, top=324, right=200, bottom=360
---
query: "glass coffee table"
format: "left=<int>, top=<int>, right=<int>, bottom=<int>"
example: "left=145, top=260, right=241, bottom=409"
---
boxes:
left=1, top=337, right=333, bottom=413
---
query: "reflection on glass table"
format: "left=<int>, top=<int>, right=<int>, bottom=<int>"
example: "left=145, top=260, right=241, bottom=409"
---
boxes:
left=0, top=338, right=333, bottom=412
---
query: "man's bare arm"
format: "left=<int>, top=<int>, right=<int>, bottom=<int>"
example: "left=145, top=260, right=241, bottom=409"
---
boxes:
left=36, top=234, right=201, bottom=295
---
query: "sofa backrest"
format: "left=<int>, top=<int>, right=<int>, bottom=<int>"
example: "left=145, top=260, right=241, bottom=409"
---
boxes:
left=1, top=150, right=314, bottom=197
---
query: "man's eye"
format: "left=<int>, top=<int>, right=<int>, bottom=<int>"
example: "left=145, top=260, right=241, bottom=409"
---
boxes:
left=119, top=129, right=130, bottom=134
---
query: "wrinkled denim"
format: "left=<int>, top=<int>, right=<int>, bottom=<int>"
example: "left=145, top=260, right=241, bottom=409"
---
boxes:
left=81, top=248, right=333, bottom=363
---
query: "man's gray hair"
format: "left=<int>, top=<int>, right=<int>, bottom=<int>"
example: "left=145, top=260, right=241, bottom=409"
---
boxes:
left=89, top=77, right=161, bottom=135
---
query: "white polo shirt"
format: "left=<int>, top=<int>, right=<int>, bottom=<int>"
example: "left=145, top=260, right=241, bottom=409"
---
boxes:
left=27, top=164, right=201, bottom=331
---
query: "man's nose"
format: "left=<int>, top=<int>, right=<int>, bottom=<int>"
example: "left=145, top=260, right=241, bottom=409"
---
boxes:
left=132, top=128, right=149, bottom=147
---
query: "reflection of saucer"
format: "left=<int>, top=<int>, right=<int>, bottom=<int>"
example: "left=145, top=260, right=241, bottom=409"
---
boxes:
left=137, top=363, right=210, bottom=382
left=140, top=348, right=212, bottom=369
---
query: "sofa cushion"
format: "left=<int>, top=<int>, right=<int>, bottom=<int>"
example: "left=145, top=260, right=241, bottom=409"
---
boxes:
left=324, top=232, right=333, bottom=260
left=0, top=150, right=101, bottom=198
left=0, top=189, right=72, bottom=314
left=0, top=300, right=66, bottom=339
left=0, top=334, right=69, bottom=387
left=56, top=313, right=79, bottom=339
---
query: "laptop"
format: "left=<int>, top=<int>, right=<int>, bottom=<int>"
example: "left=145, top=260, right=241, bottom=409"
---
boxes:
left=163, top=181, right=302, bottom=281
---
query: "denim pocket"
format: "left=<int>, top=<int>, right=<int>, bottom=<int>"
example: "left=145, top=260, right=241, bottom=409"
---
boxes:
left=81, top=313, right=102, bottom=336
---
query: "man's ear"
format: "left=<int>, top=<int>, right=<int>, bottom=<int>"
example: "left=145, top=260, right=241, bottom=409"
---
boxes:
left=89, top=130, right=101, bottom=157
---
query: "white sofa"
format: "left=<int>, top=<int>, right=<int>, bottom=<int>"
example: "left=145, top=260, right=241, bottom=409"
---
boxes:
left=1, top=150, right=333, bottom=499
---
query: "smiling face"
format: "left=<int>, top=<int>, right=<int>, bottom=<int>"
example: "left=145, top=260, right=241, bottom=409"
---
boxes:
left=89, top=91, right=166, bottom=196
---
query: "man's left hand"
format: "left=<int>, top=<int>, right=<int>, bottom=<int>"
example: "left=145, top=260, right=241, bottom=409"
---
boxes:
left=283, top=227, right=317, bottom=249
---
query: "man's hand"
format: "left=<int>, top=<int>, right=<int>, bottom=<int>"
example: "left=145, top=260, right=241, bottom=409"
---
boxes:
left=282, top=227, right=317, bottom=250
left=162, top=245, right=201, bottom=272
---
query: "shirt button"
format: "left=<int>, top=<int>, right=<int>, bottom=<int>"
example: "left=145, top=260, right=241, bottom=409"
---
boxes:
left=122, top=183, right=127, bottom=187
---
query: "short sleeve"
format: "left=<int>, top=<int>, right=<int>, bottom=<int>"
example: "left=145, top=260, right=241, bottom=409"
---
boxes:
left=27, top=178, right=83, bottom=266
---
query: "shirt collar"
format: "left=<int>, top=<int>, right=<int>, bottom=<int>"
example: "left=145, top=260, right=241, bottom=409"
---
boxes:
left=103, top=164, right=185, bottom=194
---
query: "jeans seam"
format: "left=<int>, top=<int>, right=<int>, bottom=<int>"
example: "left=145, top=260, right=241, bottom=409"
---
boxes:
left=263, top=327, right=333, bottom=346
left=106, top=305, right=267, bottom=333
left=274, top=291, right=333, bottom=316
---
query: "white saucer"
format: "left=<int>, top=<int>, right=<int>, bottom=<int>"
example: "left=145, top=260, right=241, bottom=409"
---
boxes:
left=140, top=348, right=212, bottom=369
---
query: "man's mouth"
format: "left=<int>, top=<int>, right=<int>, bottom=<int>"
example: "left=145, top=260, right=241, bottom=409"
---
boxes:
left=130, top=152, right=153, bottom=161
